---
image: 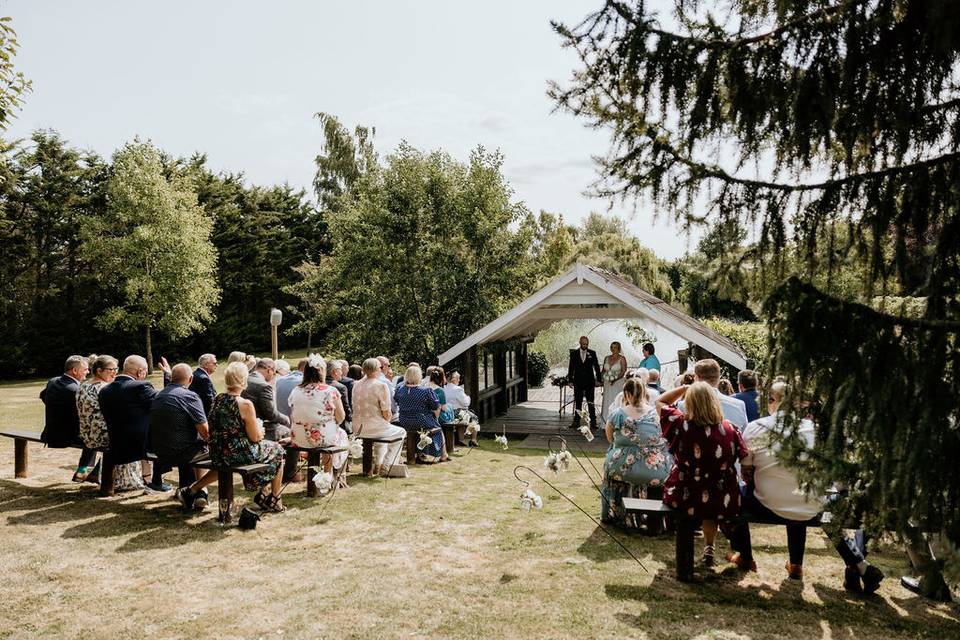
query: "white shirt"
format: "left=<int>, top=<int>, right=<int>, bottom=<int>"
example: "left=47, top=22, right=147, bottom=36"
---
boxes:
left=579, top=348, right=587, bottom=362
left=678, top=389, right=748, bottom=432
left=742, top=411, right=822, bottom=521
left=443, top=383, right=471, bottom=411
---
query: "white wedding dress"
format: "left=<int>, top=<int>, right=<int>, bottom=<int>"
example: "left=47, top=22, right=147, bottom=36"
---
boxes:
left=601, top=356, right=625, bottom=423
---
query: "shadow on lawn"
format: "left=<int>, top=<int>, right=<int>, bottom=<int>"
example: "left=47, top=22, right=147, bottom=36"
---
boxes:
left=605, top=569, right=959, bottom=636
left=0, top=479, right=231, bottom=551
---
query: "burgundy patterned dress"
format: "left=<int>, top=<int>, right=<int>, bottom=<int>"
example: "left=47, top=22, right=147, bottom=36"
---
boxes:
left=660, top=405, right=748, bottom=521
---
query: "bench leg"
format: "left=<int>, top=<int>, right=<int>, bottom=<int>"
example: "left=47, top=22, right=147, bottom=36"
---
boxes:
left=443, top=425, right=455, bottom=455
left=456, top=425, right=466, bottom=445
left=307, top=449, right=321, bottom=498
left=218, top=468, right=234, bottom=523
left=406, top=431, right=417, bottom=464
left=99, top=452, right=115, bottom=497
left=676, top=516, right=696, bottom=582
left=14, top=438, right=27, bottom=478
left=362, top=440, right=374, bottom=476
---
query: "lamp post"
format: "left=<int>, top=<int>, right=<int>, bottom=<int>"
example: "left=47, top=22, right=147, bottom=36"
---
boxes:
left=270, top=308, right=282, bottom=360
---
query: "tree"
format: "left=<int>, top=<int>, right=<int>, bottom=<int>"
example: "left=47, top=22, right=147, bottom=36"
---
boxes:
left=0, top=16, right=30, bottom=131
left=290, top=134, right=540, bottom=364
left=82, top=141, right=220, bottom=370
left=552, top=0, right=960, bottom=586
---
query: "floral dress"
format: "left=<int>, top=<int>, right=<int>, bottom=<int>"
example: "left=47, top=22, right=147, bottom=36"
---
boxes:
left=601, top=407, right=673, bottom=524
left=209, top=393, right=284, bottom=491
left=660, top=405, right=748, bottom=521
left=288, top=383, right=349, bottom=469
left=76, top=380, right=144, bottom=492
left=395, top=384, right=442, bottom=462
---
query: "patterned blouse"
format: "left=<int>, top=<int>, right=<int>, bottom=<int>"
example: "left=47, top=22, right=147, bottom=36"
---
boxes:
left=77, top=380, right=109, bottom=450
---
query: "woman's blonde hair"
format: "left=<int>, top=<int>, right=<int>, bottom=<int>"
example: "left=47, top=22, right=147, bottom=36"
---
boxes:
left=622, top=378, right=648, bottom=410
left=768, top=381, right=788, bottom=405
left=227, top=351, right=246, bottom=364
left=404, top=365, right=423, bottom=385
left=224, top=361, right=249, bottom=390
left=683, top=381, right=724, bottom=427
left=362, top=357, right=381, bottom=375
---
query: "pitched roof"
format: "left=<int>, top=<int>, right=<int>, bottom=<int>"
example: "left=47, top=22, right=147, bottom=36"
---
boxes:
left=437, top=263, right=747, bottom=368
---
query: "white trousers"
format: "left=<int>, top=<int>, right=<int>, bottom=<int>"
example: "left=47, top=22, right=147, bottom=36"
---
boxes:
left=354, top=419, right=407, bottom=467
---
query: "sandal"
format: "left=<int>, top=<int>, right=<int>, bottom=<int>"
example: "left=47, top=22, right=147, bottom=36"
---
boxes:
left=262, top=493, right=285, bottom=513
left=253, top=489, right=270, bottom=509
left=702, top=545, right=715, bottom=567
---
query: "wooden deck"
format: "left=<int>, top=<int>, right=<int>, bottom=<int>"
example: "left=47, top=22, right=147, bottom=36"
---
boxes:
left=483, top=385, right=609, bottom=437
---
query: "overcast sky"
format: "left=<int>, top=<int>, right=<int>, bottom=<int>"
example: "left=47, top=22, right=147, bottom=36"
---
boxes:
left=5, top=0, right=696, bottom=258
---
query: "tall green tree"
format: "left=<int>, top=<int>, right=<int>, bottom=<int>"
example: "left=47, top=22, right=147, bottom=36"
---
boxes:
left=552, top=0, right=960, bottom=588
left=0, top=16, right=30, bottom=131
left=290, top=136, right=540, bottom=364
left=82, top=141, right=220, bottom=370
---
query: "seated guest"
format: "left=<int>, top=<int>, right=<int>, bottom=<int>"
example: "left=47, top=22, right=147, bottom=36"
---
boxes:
left=601, top=378, right=672, bottom=525
left=426, top=367, right=455, bottom=424
left=395, top=365, right=448, bottom=463
left=151, top=363, right=215, bottom=510
left=444, top=370, right=476, bottom=446
left=288, top=355, right=349, bottom=484
left=275, top=359, right=291, bottom=377
left=189, top=353, right=218, bottom=417
left=335, top=359, right=354, bottom=409
left=242, top=358, right=290, bottom=440
left=678, top=359, right=748, bottom=431
left=77, top=355, right=147, bottom=491
left=276, top=358, right=307, bottom=419
left=733, top=370, right=760, bottom=423
left=377, top=355, right=399, bottom=415
left=352, top=358, right=407, bottom=475
left=725, top=382, right=884, bottom=591
left=647, top=369, right=664, bottom=397
left=718, top=379, right=735, bottom=396
left=99, top=355, right=173, bottom=492
left=207, top=362, right=286, bottom=511
left=41, top=355, right=96, bottom=482
left=244, top=354, right=257, bottom=372
left=657, top=381, right=748, bottom=566
left=227, top=351, right=246, bottom=364
left=326, top=360, right=352, bottom=434
left=347, top=364, right=363, bottom=381
left=639, top=342, right=660, bottom=371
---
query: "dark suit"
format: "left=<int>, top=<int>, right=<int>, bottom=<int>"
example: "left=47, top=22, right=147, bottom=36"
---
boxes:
left=188, top=367, right=216, bottom=417
left=242, top=371, right=289, bottom=440
left=568, top=348, right=602, bottom=428
left=327, top=376, right=351, bottom=433
left=40, top=374, right=98, bottom=469
left=99, top=375, right=158, bottom=465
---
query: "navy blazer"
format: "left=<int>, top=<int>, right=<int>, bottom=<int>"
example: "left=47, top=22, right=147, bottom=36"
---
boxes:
left=40, top=374, right=82, bottom=448
left=188, top=367, right=216, bottom=417
left=98, top=375, right=158, bottom=465
left=567, top=348, right=601, bottom=388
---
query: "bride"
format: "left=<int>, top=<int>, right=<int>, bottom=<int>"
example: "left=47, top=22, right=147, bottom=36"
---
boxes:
left=600, top=341, right=628, bottom=422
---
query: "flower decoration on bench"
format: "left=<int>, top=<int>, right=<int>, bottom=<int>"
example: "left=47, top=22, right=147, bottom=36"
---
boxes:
left=519, top=488, right=543, bottom=511
left=465, top=421, right=480, bottom=437
left=348, top=438, right=363, bottom=459
left=544, top=450, right=573, bottom=474
left=417, top=430, right=433, bottom=450
left=494, top=428, right=509, bottom=450
left=312, top=470, right=334, bottom=496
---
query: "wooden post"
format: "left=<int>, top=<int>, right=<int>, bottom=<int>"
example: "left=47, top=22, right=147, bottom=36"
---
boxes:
left=362, top=440, right=374, bottom=476
left=307, top=449, right=321, bottom=497
left=271, top=325, right=279, bottom=361
left=218, top=467, right=234, bottom=523
left=465, top=346, right=480, bottom=420
left=14, top=438, right=27, bottom=478
left=495, top=350, right=507, bottom=414
left=676, top=516, right=696, bottom=582
left=518, top=343, right=529, bottom=403
left=442, top=424, right=455, bottom=455
left=405, top=430, right=417, bottom=464
left=99, top=452, right=115, bottom=497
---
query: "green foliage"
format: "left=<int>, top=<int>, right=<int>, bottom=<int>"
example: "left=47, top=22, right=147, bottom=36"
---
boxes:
left=82, top=141, right=220, bottom=366
left=623, top=322, right=657, bottom=349
left=530, top=320, right=587, bottom=367
left=290, top=121, right=541, bottom=363
left=526, top=350, right=550, bottom=387
left=701, top=317, right=767, bottom=372
left=553, top=0, right=960, bottom=552
left=0, top=17, right=30, bottom=130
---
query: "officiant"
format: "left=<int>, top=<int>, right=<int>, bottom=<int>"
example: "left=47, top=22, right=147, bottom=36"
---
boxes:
left=567, top=335, right=602, bottom=431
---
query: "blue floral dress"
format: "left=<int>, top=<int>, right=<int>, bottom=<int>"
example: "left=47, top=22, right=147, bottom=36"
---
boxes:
left=395, top=384, right=443, bottom=461
left=601, top=407, right=673, bottom=524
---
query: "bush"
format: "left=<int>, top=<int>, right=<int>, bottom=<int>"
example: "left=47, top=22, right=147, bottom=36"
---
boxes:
left=701, top=317, right=768, bottom=373
left=527, top=350, right=550, bottom=387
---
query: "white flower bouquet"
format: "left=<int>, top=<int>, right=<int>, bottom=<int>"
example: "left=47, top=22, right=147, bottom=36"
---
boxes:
left=348, top=438, right=363, bottom=459
left=544, top=450, right=573, bottom=473
left=312, top=470, right=334, bottom=496
left=519, top=488, right=543, bottom=511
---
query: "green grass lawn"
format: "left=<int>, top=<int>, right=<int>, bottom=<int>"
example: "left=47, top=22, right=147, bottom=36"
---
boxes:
left=1, top=366, right=958, bottom=639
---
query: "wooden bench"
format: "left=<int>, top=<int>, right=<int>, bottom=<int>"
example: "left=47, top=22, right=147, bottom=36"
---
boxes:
left=622, top=497, right=827, bottom=582
left=0, top=429, right=119, bottom=497
left=360, top=435, right=405, bottom=475
left=440, top=421, right=470, bottom=453
left=281, top=444, right=349, bottom=498
left=193, top=458, right=271, bottom=523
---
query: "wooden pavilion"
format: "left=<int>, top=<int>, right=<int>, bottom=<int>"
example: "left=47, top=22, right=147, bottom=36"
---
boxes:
left=437, top=264, right=748, bottom=435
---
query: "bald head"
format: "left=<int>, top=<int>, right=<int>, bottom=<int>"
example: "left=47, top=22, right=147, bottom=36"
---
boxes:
left=171, top=363, right=193, bottom=386
left=648, top=369, right=660, bottom=384
left=122, top=355, right=148, bottom=379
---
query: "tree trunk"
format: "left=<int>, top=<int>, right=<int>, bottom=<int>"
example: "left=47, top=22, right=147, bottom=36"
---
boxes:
left=145, top=325, right=154, bottom=375
left=306, top=327, right=312, bottom=351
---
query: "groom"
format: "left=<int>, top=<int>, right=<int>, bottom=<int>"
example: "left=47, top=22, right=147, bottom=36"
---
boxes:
left=568, top=335, right=602, bottom=430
